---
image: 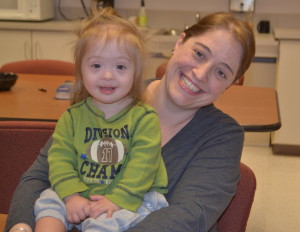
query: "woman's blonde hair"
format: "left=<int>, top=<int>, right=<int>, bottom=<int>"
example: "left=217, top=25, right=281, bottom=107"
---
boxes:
left=183, top=12, right=255, bottom=82
left=71, top=7, right=148, bottom=104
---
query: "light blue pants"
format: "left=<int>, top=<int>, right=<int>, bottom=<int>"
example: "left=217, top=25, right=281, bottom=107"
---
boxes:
left=34, top=188, right=168, bottom=232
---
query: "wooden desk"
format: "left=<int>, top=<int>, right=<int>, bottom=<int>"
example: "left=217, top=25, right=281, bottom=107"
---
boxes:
left=0, top=74, right=74, bottom=121
left=0, top=214, right=7, bottom=232
left=0, top=74, right=281, bottom=132
left=215, top=85, right=281, bottom=132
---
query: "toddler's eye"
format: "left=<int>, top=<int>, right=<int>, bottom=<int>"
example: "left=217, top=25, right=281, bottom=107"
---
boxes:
left=116, top=65, right=126, bottom=70
left=91, top=64, right=101, bottom=69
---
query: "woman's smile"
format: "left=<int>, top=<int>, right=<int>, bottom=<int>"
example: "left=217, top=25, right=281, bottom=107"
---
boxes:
left=178, top=72, right=204, bottom=96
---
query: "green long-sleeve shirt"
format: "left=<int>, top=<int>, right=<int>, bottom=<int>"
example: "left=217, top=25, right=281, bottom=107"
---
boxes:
left=48, top=97, right=168, bottom=212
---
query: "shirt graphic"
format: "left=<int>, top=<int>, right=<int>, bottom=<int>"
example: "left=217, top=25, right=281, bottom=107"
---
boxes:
left=87, top=138, right=127, bottom=165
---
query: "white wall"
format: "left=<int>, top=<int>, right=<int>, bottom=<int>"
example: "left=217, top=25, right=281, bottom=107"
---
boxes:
left=254, top=0, right=300, bottom=14
left=115, top=0, right=228, bottom=12
left=58, top=0, right=300, bottom=14
left=116, top=0, right=300, bottom=14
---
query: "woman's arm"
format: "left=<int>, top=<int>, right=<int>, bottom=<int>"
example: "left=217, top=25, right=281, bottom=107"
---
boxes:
left=126, top=110, right=244, bottom=232
left=5, top=138, right=52, bottom=232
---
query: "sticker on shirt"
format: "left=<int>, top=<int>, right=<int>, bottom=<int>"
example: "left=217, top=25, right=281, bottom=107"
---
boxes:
left=87, top=138, right=127, bottom=165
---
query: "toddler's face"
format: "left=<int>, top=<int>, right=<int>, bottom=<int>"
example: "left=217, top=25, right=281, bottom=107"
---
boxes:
left=81, top=38, right=135, bottom=110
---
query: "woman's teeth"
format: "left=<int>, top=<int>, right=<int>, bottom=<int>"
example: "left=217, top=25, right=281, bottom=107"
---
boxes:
left=180, top=75, right=201, bottom=93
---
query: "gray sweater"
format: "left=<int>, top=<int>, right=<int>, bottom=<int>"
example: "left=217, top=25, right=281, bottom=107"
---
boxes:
left=5, top=104, right=243, bottom=232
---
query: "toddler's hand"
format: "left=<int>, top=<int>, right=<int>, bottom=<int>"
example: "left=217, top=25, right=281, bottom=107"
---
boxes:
left=64, top=193, right=91, bottom=224
left=89, top=195, right=121, bottom=219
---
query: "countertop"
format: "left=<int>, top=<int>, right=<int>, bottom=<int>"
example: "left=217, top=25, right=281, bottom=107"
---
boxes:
left=149, top=30, right=279, bottom=58
left=0, top=19, right=279, bottom=58
left=255, top=32, right=279, bottom=58
left=0, top=19, right=79, bottom=31
left=274, top=27, right=300, bottom=40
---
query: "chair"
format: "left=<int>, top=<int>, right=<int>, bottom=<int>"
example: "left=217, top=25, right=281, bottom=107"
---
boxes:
left=217, top=162, right=256, bottom=232
left=155, top=61, right=245, bottom=85
left=0, top=59, right=75, bottom=76
left=0, top=120, right=56, bottom=214
left=0, top=120, right=255, bottom=232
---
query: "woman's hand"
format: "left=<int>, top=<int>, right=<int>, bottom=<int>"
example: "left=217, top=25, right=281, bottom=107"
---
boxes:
left=9, top=223, right=32, bottom=232
left=64, top=193, right=91, bottom=224
left=89, top=195, right=121, bottom=219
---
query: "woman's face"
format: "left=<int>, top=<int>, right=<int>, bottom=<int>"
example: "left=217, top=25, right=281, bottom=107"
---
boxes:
left=164, top=29, right=243, bottom=110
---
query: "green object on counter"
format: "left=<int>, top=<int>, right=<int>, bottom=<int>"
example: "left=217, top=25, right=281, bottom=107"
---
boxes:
left=138, top=0, right=147, bottom=27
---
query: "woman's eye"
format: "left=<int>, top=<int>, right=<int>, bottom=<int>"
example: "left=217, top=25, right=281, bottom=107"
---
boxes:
left=91, top=64, right=101, bottom=69
left=193, top=49, right=204, bottom=58
left=116, top=65, right=126, bottom=70
left=216, top=69, right=227, bottom=79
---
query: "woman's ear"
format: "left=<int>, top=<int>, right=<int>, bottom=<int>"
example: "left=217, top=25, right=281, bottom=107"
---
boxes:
left=173, top=32, right=186, bottom=51
left=234, top=75, right=245, bottom=85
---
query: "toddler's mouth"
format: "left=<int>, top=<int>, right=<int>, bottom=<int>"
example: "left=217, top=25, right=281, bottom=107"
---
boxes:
left=99, top=86, right=116, bottom=94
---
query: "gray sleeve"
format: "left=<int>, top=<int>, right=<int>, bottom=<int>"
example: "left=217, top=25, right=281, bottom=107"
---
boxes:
left=5, top=138, right=52, bottom=232
left=126, top=123, right=243, bottom=232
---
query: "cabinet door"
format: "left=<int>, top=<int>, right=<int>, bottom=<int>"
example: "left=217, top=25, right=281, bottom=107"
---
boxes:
left=243, top=59, right=276, bottom=88
left=32, top=31, right=75, bottom=62
left=272, top=40, right=300, bottom=149
left=0, top=30, right=32, bottom=66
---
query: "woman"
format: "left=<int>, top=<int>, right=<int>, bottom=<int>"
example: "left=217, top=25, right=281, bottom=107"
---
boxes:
left=6, top=12, right=255, bottom=232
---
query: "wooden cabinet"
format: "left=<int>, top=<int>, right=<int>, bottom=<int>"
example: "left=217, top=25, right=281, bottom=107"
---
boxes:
left=0, top=30, right=32, bottom=65
left=272, top=39, right=300, bottom=154
left=31, top=31, right=75, bottom=61
left=243, top=58, right=277, bottom=89
left=0, top=29, right=75, bottom=66
left=272, top=28, right=300, bottom=154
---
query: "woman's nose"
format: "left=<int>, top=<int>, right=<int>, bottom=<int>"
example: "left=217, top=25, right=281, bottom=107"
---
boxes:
left=192, top=64, right=210, bottom=82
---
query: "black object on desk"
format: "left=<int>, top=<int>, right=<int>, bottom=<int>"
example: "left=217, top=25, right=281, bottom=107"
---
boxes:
left=0, top=72, right=18, bottom=91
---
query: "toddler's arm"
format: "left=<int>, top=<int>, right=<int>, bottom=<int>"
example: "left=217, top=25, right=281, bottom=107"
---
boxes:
left=89, top=195, right=121, bottom=219
left=64, top=193, right=91, bottom=224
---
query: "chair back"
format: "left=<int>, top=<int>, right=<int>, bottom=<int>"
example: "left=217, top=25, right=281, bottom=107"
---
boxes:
left=0, top=120, right=256, bottom=230
left=217, top=162, right=256, bottom=232
left=155, top=61, right=244, bottom=85
left=0, top=121, right=55, bottom=214
left=0, top=60, right=75, bottom=76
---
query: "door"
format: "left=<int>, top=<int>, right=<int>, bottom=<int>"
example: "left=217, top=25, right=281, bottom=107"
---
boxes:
left=32, top=30, right=75, bottom=61
left=0, top=29, right=31, bottom=66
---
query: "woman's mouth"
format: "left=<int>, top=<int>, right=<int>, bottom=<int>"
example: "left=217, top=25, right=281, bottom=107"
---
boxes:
left=179, top=73, right=202, bottom=95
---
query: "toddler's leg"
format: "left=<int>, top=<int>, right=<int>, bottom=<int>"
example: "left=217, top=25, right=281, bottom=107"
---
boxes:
left=34, top=188, right=69, bottom=232
left=82, top=210, right=140, bottom=232
left=83, top=191, right=168, bottom=232
left=35, top=217, right=65, bottom=232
